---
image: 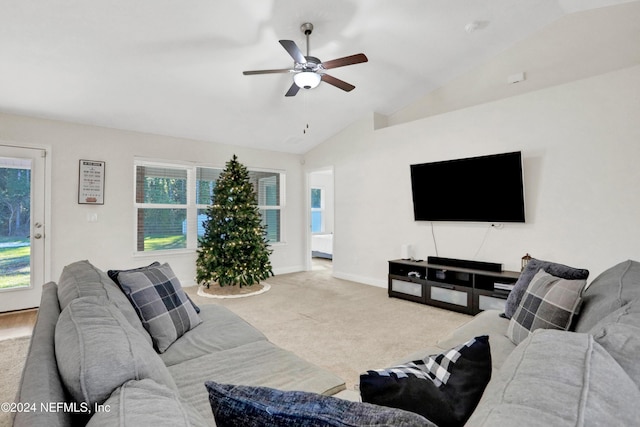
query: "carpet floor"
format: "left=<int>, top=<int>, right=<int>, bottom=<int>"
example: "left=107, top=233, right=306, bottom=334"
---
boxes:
left=185, top=260, right=471, bottom=391
left=0, top=336, right=30, bottom=427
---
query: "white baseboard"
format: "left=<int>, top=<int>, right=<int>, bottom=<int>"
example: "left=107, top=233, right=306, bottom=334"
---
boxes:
left=332, top=271, right=387, bottom=289
left=273, top=265, right=305, bottom=275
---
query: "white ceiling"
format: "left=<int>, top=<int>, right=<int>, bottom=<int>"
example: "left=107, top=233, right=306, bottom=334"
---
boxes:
left=0, top=0, right=634, bottom=154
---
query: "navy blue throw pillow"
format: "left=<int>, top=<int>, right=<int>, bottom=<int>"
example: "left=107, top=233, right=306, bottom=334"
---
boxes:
left=360, top=336, right=491, bottom=427
left=205, top=382, right=435, bottom=427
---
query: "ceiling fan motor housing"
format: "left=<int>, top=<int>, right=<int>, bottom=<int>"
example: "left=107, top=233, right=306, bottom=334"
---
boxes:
left=294, top=55, right=322, bottom=89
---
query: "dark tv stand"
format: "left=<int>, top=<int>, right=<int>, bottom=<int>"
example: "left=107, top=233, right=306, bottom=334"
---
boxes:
left=388, top=258, right=520, bottom=315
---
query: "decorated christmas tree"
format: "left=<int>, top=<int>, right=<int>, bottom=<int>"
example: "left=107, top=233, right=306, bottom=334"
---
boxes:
left=196, top=155, right=273, bottom=287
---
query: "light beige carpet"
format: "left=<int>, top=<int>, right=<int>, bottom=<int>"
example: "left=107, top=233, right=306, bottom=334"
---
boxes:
left=186, top=260, right=471, bottom=390
left=0, top=336, right=30, bottom=427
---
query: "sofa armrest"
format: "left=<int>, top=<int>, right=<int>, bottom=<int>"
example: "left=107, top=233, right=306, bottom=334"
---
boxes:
left=466, top=330, right=640, bottom=426
left=14, top=282, right=73, bottom=427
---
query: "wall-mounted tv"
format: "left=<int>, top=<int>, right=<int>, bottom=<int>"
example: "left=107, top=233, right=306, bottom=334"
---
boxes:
left=410, top=151, right=525, bottom=222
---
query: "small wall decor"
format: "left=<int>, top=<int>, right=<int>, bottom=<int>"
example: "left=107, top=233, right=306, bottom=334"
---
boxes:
left=78, top=159, right=105, bottom=204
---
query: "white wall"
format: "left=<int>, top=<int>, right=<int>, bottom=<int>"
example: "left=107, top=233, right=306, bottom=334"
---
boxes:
left=0, top=114, right=305, bottom=285
left=304, top=65, right=640, bottom=286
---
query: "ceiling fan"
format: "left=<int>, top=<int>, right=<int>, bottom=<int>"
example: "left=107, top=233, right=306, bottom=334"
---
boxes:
left=243, top=22, right=368, bottom=97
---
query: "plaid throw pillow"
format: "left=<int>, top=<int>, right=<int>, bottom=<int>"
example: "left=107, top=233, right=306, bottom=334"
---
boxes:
left=360, top=336, right=491, bottom=427
left=503, top=258, right=589, bottom=319
left=507, top=269, right=586, bottom=345
left=108, top=262, right=201, bottom=313
left=117, top=263, right=202, bottom=353
left=367, top=337, right=478, bottom=388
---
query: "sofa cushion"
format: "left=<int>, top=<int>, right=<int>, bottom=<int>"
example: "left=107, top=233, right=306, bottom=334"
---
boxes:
left=433, top=309, right=514, bottom=371
left=503, top=258, right=588, bottom=319
left=108, top=261, right=201, bottom=313
left=589, top=298, right=640, bottom=388
left=360, top=336, right=491, bottom=427
left=116, top=262, right=202, bottom=353
left=55, top=297, right=177, bottom=407
left=86, top=379, right=209, bottom=427
left=205, top=381, right=435, bottom=427
left=159, top=303, right=267, bottom=367
left=465, top=330, right=640, bottom=427
left=574, top=259, right=640, bottom=333
left=507, top=270, right=585, bottom=345
left=57, top=260, right=152, bottom=345
left=168, top=340, right=345, bottom=420
left=13, top=282, right=73, bottom=427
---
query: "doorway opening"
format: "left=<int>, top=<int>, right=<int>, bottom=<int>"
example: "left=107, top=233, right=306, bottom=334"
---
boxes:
left=308, top=168, right=334, bottom=271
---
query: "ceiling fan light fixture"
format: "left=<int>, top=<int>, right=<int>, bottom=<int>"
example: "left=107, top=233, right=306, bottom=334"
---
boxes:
left=293, top=71, right=321, bottom=89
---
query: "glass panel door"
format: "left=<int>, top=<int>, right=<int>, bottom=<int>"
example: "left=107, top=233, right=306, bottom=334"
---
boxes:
left=0, top=157, right=31, bottom=289
left=0, top=146, right=46, bottom=312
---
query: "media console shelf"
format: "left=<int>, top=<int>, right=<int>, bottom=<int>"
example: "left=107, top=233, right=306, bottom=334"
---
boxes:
left=388, top=258, right=520, bottom=315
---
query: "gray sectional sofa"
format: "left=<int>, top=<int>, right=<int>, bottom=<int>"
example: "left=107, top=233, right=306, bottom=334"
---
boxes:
left=13, top=260, right=345, bottom=426
left=13, top=259, right=640, bottom=426
left=387, top=259, right=640, bottom=426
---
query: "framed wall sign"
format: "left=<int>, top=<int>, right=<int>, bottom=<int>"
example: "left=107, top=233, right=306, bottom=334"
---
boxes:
left=78, top=160, right=105, bottom=204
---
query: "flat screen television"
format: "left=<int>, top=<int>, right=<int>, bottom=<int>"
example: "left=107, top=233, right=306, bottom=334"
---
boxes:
left=410, top=151, right=525, bottom=222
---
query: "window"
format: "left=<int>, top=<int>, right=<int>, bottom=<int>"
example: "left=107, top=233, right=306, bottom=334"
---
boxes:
left=310, top=187, right=324, bottom=233
left=135, top=160, right=285, bottom=252
left=195, top=167, right=221, bottom=241
left=253, top=171, right=282, bottom=243
left=135, top=165, right=188, bottom=251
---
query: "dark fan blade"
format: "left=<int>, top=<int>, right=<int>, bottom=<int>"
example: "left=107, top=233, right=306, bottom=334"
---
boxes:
left=243, top=68, right=292, bottom=75
left=321, top=53, right=368, bottom=70
left=285, top=82, right=300, bottom=97
left=321, top=74, right=355, bottom=92
left=279, top=40, right=306, bottom=64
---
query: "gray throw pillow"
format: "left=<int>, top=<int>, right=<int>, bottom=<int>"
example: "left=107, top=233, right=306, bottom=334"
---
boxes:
left=55, top=297, right=177, bottom=407
left=205, top=381, right=435, bottom=427
left=117, top=263, right=202, bottom=353
left=507, top=270, right=586, bottom=345
left=503, top=258, right=588, bottom=319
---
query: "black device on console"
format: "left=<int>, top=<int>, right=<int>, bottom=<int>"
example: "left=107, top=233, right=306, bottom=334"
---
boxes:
left=427, top=256, right=503, bottom=273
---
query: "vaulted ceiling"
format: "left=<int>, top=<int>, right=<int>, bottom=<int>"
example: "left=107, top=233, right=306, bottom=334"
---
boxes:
left=0, top=0, right=637, bottom=153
